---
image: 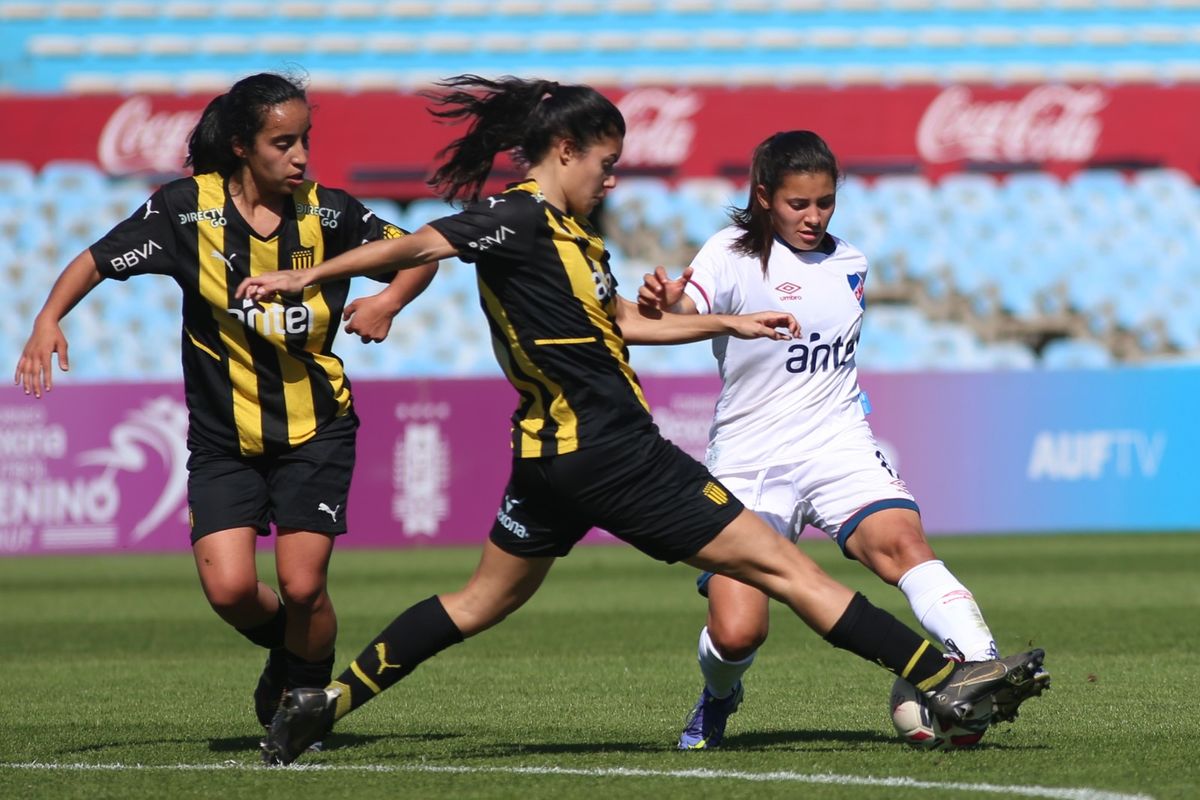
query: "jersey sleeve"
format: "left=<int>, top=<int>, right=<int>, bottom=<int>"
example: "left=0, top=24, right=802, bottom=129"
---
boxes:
left=90, top=188, right=182, bottom=281
left=682, top=231, right=742, bottom=315
left=425, top=191, right=538, bottom=265
left=334, top=192, right=409, bottom=283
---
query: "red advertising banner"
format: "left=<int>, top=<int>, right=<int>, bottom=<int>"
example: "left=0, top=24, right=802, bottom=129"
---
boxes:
left=2, top=84, right=1198, bottom=198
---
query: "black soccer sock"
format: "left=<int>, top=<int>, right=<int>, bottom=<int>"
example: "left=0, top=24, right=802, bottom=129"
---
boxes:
left=235, top=597, right=287, bottom=650
left=329, top=595, right=464, bottom=721
left=824, top=592, right=955, bottom=692
left=285, top=650, right=336, bottom=690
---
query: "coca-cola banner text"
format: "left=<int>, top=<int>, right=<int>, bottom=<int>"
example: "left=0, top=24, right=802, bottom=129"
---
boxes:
left=3, top=84, right=1198, bottom=197
left=1, top=369, right=1194, bottom=556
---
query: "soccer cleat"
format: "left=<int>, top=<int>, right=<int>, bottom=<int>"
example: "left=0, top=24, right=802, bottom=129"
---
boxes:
left=253, top=648, right=288, bottom=728
left=678, top=683, right=744, bottom=750
left=991, top=665, right=1051, bottom=723
left=260, top=687, right=340, bottom=766
left=925, top=648, right=1045, bottom=723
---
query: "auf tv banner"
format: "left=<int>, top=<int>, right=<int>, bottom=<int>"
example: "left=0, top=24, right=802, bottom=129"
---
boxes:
left=0, top=369, right=1195, bottom=555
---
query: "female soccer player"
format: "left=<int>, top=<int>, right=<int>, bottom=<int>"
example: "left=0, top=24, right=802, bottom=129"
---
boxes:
left=13, top=72, right=437, bottom=729
left=235, top=76, right=1045, bottom=765
left=639, top=130, right=1048, bottom=749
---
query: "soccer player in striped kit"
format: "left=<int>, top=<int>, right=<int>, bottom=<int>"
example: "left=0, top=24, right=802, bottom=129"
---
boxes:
left=237, top=78, right=1046, bottom=766
left=13, top=72, right=437, bottom=732
left=638, top=131, right=1049, bottom=750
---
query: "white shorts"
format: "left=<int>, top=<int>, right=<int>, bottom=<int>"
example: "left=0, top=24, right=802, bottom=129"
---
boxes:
left=715, top=418, right=919, bottom=555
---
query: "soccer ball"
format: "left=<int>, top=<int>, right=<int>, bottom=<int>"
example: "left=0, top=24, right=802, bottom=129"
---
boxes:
left=889, top=677, right=990, bottom=749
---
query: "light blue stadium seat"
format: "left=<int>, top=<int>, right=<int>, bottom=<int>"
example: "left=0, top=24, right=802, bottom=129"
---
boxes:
left=0, top=160, right=36, bottom=201
left=1040, top=338, right=1114, bottom=369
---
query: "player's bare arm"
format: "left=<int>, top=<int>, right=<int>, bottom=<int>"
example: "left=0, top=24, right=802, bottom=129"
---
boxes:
left=617, top=295, right=797, bottom=345
left=237, top=225, right=456, bottom=300
left=14, top=249, right=105, bottom=398
left=343, top=261, right=439, bottom=343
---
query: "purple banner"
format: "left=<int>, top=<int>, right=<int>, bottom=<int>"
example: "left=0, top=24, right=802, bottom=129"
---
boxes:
left=2, top=370, right=1194, bottom=556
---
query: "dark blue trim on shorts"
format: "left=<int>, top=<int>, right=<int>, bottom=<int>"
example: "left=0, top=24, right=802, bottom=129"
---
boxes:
left=696, top=571, right=715, bottom=597
left=836, top=498, right=921, bottom=557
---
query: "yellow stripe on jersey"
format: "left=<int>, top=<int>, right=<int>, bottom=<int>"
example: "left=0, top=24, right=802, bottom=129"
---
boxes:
left=195, top=173, right=264, bottom=456
left=478, top=279, right=551, bottom=457
left=545, top=210, right=650, bottom=415
left=184, top=327, right=221, bottom=361
left=295, top=184, right=351, bottom=428
left=533, top=337, right=598, bottom=345
left=245, top=235, right=312, bottom=449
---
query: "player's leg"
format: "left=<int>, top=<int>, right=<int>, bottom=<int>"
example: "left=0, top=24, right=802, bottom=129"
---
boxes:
left=679, top=575, right=767, bottom=749
left=261, top=540, right=555, bottom=765
left=685, top=508, right=1044, bottom=722
left=847, top=508, right=997, bottom=661
left=266, top=412, right=356, bottom=711
left=273, top=529, right=337, bottom=699
left=262, top=458, right=579, bottom=765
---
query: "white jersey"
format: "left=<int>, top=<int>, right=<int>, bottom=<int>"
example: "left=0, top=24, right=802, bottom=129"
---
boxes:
left=684, top=226, right=869, bottom=475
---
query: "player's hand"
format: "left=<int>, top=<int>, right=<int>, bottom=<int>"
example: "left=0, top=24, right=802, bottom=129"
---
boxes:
left=236, top=271, right=309, bottom=301
left=343, top=293, right=399, bottom=343
left=637, top=265, right=692, bottom=311
left=13, top=317, right=70, bottom=398
left=727, top=310, right=800, bottom=341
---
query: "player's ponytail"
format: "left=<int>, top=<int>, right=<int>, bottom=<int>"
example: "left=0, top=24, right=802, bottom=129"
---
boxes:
left=426, top=75, right=625, bottom=204
left=185, top=72, right=308, bottom=176
left=731, top=130, right=841, bottom=276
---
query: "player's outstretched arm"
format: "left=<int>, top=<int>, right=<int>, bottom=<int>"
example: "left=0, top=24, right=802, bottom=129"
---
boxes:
left=343, top=261, right=440, bottom=343
left=237, top=225, right=457, bottom=300
left=617, top=295, right=797, bottom=345
left=14, top=249, right=104, bottom=398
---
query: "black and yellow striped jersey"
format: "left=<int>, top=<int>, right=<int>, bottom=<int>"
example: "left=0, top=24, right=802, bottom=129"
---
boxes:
left=428, top=179, right=653, bottom=458
left=91, top=172, right=404, bottom=456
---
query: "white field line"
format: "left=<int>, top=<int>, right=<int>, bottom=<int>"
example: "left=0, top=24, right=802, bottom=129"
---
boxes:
left=0, top=761, right=1153, bottom=800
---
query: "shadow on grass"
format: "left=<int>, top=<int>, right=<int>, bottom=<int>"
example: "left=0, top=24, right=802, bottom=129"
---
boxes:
left=208, top=731, right=461, bottom=755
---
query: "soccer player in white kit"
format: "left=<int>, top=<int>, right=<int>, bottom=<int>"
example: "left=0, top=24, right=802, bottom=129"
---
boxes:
left=639, top=131, right=1046, bottom=750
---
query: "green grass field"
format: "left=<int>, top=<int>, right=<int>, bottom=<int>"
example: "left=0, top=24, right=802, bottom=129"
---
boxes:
left=1, top=533, right=1197, bottom=800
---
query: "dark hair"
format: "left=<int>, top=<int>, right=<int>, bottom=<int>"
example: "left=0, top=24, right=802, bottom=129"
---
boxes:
left=185, top=72, right=308, bottom=176
left=731, top=130, right=841, bottom=275
left=425, top=74, right=626, bottom=204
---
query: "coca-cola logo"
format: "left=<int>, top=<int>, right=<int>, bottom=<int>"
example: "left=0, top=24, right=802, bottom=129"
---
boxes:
left=917, top=85, right=1108, bottom=164
left=617, top=88, right=701, bottom=168
left=98, top=96, right=202, bottom=175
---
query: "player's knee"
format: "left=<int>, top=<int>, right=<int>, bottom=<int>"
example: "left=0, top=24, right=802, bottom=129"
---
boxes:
left=277, top=575, right=327, bottom=611
left=202, top=580, right=260, bottom=618
left=708, top=621, right=768, bottom=660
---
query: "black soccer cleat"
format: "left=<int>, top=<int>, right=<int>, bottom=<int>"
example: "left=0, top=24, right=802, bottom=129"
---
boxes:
left=991, top=665, right=1051, bottom=723
left=253, top=648, right=288, bottom=728
left=260, top=687, right=339, bottom=766
left=925, top=648, right=1045, bottom=723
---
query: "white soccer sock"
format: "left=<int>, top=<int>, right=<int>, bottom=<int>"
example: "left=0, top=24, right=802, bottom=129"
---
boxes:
left=697, top=626, right=756, bottom=699
left=898, top=560, right=998, bottom=661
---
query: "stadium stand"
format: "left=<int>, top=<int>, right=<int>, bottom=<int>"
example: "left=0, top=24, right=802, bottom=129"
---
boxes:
left=4, top=0, right=1200, bottom=92
left=5, top=164, right=1199, bottom=378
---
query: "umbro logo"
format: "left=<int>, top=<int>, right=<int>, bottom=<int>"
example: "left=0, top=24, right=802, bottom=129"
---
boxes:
left=775, top=281, right=802, bottom=299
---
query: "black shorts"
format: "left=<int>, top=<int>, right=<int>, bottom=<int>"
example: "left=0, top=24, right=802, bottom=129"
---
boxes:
left=488, top=427, right=744, bottom=563
left=186, top=413, right=358, bottom=543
